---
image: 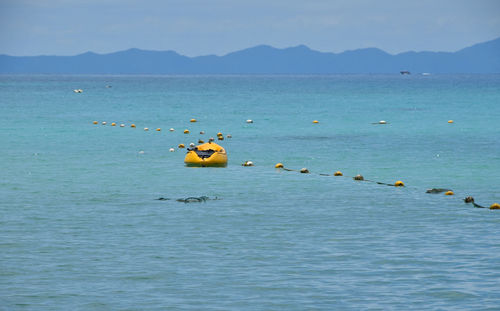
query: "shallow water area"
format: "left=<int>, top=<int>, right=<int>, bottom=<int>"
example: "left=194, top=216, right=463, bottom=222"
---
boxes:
left=1, top=74, right=500, bottom=310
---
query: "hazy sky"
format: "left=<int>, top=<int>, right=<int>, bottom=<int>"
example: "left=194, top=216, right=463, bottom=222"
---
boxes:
left=1, top=0, right=499, bottom=56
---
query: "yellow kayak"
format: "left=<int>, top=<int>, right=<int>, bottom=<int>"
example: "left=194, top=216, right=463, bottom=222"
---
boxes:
left=184, top=142, right=228, bottom=167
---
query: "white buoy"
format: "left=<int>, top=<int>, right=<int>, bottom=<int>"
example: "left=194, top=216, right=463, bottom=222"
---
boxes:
left=379, top=120, right=387, bottom=124
left=169, top=128, right=174, bottom=132
left=139, top=150, right=145, bottom=154
left=246, top=119, right=253, bottom=123
left=120, top=124, right=125, bottom=127
left=189, top=143, right=195, bottom=147
left=169, top=148, right=175, bottom=152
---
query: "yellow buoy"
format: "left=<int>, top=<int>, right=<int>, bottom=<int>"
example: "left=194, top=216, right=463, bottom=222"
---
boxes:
left=394, top=181, right=405, bottom=187
left=313, top=120, right=319, bottom=124
left=190, top=118, right=197, bottom=122
left=144, top=127, right=149, bottom=131
left=178, top=143, right=185, bottom=148
left=218, top=136, right=224, bottom=140
left=111, top=122, right=116, bottom=126
left=217, top=132, right=222, bottom=136
left=448, top=120, right=454, bottom=123
left=490, top=203, right=500, bottom=210
left=93, top=121, right=98, bottom=124
left=334, top=171, right=343, bottom=176
left=156, top=128, right=161, bottom=131
left=275, top=163, right=284, bottom=168
left=131, top=124, right=136, bottom=128
left=198, top=139, right=204, bottom=143
left=184, top=129, right=190, bottom=134
left=445, top=191, right=454, bottom=195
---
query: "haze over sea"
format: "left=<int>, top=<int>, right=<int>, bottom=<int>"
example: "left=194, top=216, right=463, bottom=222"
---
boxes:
left=1, top=74, right=500, bottom=310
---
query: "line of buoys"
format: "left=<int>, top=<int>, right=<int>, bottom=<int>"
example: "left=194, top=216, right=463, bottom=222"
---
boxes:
left=463, top=197, right=499, bottom=209
left=275, top=163, right=497, bottom=210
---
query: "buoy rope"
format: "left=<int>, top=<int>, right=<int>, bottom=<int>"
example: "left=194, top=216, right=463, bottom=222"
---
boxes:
left=276, top=164, right=496, bottom=209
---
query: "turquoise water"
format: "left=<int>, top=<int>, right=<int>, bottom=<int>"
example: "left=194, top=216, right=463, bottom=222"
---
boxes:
left=1, top=75, right=500, bottom=310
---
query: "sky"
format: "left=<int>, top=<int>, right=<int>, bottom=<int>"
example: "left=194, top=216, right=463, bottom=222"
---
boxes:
left=1, top=0, right=499, bottom=56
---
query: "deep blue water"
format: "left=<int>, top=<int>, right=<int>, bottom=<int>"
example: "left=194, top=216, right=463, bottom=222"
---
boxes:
left=1, top=74, right=500, bottom=310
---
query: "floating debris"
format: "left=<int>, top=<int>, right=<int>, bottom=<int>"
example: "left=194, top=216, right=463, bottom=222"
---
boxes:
left=156, top=196, right=220, bottom=203
left=426, top=188, right=452, bottom=194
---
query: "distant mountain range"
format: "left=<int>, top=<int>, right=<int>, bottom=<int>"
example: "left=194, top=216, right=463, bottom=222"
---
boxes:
left=1, top=37, right=499, bottom=74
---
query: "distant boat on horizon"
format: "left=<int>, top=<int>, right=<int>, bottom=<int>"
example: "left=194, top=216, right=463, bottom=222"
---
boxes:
left=400, top=70, right=411, bottom=75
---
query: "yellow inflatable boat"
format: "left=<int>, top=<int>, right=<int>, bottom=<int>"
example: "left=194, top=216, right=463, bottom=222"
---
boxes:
left=184, top=142, right=227, bottom=167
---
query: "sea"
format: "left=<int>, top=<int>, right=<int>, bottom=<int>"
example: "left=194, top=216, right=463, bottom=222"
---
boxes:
left=1, top=74, right=499, bottom=310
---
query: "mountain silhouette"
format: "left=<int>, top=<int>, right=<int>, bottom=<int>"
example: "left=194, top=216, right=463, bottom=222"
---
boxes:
left=1, top=37, right=499, bottom=74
